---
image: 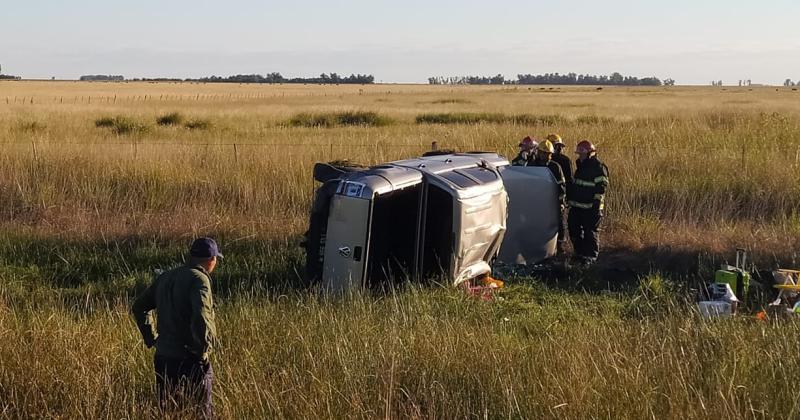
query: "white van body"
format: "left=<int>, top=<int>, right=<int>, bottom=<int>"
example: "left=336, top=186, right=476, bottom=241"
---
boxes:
left=305, top=153, right=559, bottom=293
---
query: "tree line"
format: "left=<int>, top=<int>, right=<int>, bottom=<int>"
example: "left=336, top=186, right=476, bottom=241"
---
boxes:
left=429, top=72, right=674, bottom=86
left=0, top=64, right=21, bottom=80
left=192, top=73, right=374, bottom=84
left=80, top=75, right=124, bottom=81
left=76, top=73, right=375, bottom=84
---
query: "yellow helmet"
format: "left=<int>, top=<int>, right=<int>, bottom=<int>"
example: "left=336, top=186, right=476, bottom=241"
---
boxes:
left=539, top=140, right=555, bottom=154
left=546, top=133, right=564, bottom=145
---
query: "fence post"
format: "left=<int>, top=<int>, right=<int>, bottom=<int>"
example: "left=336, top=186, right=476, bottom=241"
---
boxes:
left=31, top=142, right=38, bottom=161
left=233, top=143, right=239, bottom=164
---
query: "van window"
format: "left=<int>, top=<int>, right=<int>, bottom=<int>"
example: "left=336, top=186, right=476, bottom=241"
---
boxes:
left=460, top=167, right=497, bottom=184
left=441, top=171, right=478, bottom=188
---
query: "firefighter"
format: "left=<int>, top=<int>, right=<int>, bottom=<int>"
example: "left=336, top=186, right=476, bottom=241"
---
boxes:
left=511, top=136, right=537, bottom=166
left=532, top=140, right=567, bottom=254
left=567, top=140, right=608, bottom=265
left=547, top=133, right=573, bottom=185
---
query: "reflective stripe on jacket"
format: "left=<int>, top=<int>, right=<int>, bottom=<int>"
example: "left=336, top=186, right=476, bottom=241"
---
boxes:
left=567, top=156, right=609, bottom=210
left=532, top=158, right=566, bottom=205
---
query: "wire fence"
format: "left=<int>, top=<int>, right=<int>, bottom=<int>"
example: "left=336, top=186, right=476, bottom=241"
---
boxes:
left=5, top=139, right=797, bottom=172
left=0, top=88, right=448, bottom=106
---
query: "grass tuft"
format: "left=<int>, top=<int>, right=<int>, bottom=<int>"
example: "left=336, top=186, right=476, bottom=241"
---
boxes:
left=184, top=118, right=213, bottom=130
left=288, top=111, right=392, bottom=128
left=575, top=115, right=616, bottom=125
left=156, top=112, right=185, bottom=126
left=428, top=98, right=474, bottom=104
left=14, top=120, right=46, bottom=132
left=95, top=116, right=150, bottom=135
left=416, top=112, right=566, bottom=125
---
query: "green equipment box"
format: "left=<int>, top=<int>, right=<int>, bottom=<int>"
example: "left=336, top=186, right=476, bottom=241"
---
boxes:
left=714, top=249, right=750, bottom=299
left=715, top=268, right=750, bottom=299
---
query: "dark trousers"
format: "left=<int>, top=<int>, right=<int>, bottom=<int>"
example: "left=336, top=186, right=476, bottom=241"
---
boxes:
left=568, top=208, right=602, bottom=260
left=154, top=355, right=214, bottom=418
left=557, top=206, right=567, bottom=252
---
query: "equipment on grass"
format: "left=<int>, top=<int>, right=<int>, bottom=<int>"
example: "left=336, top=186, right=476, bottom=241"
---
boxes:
left=714, top=248, right=751, bottom=300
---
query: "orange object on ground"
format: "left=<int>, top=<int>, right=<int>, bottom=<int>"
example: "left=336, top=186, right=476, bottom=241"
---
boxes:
left=481, top=276, right=505, bottom=289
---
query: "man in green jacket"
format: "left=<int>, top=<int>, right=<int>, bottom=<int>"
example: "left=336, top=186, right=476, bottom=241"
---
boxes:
left=132, top=237, right=222, bottom=418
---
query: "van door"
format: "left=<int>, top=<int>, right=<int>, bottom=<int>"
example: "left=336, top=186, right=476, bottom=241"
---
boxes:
left=497, top=166, right=559, bottom=265
left=322, top=193, right=372, bottom=293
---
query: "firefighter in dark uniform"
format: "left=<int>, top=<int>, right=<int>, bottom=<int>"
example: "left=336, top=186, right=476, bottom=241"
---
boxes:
left=567, top=140, right=608, bottom=265
left=547, top=133, right=572, bottom=253
left=532, top=140, right=567, bottom=254
left=547, top=133, right=573, bottom=185
left=511, top=136, right=537, bottom=166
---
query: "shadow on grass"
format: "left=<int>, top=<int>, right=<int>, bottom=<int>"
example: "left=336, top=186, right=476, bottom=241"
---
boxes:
left=0, top=234, right=308, bottom=304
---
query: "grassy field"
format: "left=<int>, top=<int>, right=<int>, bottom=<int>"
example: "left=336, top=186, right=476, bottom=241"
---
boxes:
left=2, top=81, right=800, bottom=418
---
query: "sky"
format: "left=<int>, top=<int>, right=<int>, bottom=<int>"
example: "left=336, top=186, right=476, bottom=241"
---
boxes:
left=1, top=0, right=799, bottom=85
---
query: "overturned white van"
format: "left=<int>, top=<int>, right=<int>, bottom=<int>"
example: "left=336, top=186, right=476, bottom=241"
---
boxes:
left=303, top=152, right=559, bottom=292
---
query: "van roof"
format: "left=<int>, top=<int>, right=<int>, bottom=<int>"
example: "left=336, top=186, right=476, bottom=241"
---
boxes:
left=335, top=153, right=509, bottom=198
left=391, top=153, right=508, bottom=175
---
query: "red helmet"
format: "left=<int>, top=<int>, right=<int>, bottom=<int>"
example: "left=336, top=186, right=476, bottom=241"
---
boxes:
left=519, top=136, right=537, bottom=149
left=575, top=140, right=596, bottom=154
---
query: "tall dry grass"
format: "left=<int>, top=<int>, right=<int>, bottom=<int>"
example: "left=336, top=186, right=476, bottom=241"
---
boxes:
left=2, top=277, right=800, bottom=419
left=2, top=82, right=800, bottom=418
left=1, top=83, right=800, bottom=263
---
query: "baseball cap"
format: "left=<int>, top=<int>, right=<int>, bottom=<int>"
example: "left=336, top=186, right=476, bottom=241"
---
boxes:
left=190, top=237, right=224, bottom=259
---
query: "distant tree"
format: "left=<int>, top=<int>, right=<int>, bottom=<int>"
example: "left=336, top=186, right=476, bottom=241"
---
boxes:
left=664, top=78, right=676, bottom=86
left=192, top=73, right=374, bottom=84
left=80, top=75, right=124, bottom=81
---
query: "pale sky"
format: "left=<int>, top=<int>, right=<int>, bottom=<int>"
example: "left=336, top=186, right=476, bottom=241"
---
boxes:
left=1, top=0, right=799, bottom=84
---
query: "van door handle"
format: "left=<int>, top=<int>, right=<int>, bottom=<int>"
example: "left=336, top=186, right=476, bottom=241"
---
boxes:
left=353, top=246, right=362, bottom=262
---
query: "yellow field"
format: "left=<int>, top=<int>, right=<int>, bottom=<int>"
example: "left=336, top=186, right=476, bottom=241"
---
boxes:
left=2, top=81, right=800, bottom=264
left=2, top=81, right=800, bottom=418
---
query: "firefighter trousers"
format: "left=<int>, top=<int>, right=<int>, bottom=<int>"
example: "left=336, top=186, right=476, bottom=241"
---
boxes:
left=568, top=207, right=602, bottom=260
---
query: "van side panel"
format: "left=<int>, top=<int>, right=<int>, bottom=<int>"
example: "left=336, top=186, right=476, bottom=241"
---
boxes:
left=452, top=187, right=507, bottom=285
left=322, top=195, right=372, bottom=293
left=497, top=166, right=559, bottom=264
